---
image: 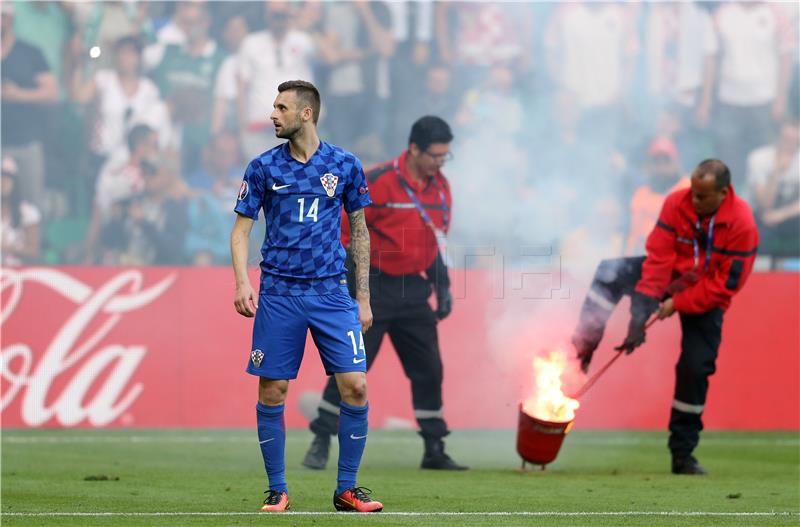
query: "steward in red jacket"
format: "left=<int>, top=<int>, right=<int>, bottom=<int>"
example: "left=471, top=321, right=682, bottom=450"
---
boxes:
left=572, top=159, right=758, bottom=475
left=304, top=116, right=467, bottom=472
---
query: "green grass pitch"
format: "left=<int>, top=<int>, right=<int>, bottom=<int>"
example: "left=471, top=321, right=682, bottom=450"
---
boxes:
left=2, top=429, right=798, bottom=526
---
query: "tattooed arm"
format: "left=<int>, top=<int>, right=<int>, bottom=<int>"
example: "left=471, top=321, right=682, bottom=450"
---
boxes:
left=347, top=209, right=373, bottom=332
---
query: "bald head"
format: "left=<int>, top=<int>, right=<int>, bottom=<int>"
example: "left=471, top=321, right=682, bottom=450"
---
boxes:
left=692, top=159, right=731, bottom=191
left=690, top=159, right=730, bottom=216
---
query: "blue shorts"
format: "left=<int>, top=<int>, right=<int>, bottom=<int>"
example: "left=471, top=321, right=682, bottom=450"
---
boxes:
left=246, top=291, right=366, bottom=379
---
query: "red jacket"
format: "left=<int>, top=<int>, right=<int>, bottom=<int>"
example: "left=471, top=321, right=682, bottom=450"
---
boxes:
left=636, top=186, right=759, bottom=314
left=342, top=151, right=452, bottom=275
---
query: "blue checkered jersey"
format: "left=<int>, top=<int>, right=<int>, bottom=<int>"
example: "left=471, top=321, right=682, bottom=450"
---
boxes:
left=234, top=141, right=371, bottom=295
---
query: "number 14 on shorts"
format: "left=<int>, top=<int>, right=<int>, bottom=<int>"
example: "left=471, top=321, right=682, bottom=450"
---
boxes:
left=347, top=330, right=366, bottom=364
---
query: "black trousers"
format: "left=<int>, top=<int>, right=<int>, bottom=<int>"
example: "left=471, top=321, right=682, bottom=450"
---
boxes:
left=669, top=308, right=722, bottom=457
left=574, top=257, right=723, bottom=457
left=309, top=272, right=449, bottom=440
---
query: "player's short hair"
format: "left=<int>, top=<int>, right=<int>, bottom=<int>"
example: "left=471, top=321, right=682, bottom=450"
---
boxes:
left=408, top=116, right=453, bottom=151
left=127, top=124, right=154, bottom=153
left=278, top=80, right=321, bottom=124
left=693, top=159, right=731, bottom=191
left=114, top=35, right=143, bottom=55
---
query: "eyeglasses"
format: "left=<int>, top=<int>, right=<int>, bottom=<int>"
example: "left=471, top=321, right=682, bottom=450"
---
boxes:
left=423, top=150, right=454, bottom=163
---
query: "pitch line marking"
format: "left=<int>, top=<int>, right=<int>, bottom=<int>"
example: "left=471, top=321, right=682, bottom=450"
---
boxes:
left=3, top=511, right=798, bottom=517
left=3, top=435, right=798, bottom=447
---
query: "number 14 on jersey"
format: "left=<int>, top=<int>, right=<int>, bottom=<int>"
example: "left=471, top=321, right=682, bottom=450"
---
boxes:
left=297, top=197, right=319, bottom=222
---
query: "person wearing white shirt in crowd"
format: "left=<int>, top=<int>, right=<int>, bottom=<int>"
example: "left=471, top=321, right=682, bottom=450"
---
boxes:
left=212, top=15, right=249, bottom=135
left=142, top=1, right=206, bottom=69
left=236, top=1, right=317, bottom=160
left=644, top=3, right=716, bottom=171
left=645, top=3, right=712, bottom=109
left=697, top=1, right=796, bottom=190
left=70, top=36, right=173, bottom=173
left=746, top=120, right=800, bottom=262
left=545, top=2, right=639, bottom=112
left=1, top=156, right=41, bottom=266
left=84, top=124, right=159, bottom=264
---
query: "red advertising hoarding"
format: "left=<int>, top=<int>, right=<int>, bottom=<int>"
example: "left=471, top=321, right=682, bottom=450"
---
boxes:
left=1, top=267, right=797, bottom=430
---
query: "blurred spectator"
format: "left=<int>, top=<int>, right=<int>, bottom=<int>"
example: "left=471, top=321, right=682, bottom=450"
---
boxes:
left=643, top=3, right=715, bottom=170
left=698, top=1, right=796, bottom=190
left=1, top=156, right=41, bottom=266
left=69, top=1, right=152, bottom=71
left=317, top=1, right=371, bottom=147
left=143, top=1, right=207, bottom=69
left=539, top=2, right=640, bottom=208
left=645, top=2, right=712, bottom=109
left=645, top=105, right=713, bottom=176
left=386, top=0, right=433, bottom=147
left=419, top=63, right=458, bottom=124
left=746, top=120, right=800, bottom=259
left=625, top=138, right=690, bottom=256
left=11, top=1, right=70, bottom=93
left=185, top=187, right=232, bottom=266
left=184, top=136, right=243, bottom=265
left=121, top=159, right=189, bottom=266
left=85, top=124, right=158, bottom=263
left=185, top=131, right=244, bottom=191
left=437, top=2, right=527, bottom=72
left=1, top=2, right=58, bottom=211
left=318, top=1, right=395, bottom=148
left=387, top=0, right=433, bottom=67
left=237, top=1, right=317, bottom=159
left=545, top=2, right=638, bottom=118
left=456, top=66, right=523, bottom=135
left=211, top=15, right=249, bottom=135
left=70, top=36, right=172, bottom=173
left=358, top=1, right=396, bottom=147
left=150, top=4, right=224, bottom=176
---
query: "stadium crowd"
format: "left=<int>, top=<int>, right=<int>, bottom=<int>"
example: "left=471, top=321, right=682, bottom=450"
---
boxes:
left=1, top=0, right=798, bottom=268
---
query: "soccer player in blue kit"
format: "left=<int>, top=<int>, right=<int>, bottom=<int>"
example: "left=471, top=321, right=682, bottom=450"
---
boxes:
left=230, top=80, right=383, bottom=513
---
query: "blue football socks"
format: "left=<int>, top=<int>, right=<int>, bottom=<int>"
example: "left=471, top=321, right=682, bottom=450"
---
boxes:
left=256, top=402, right=288, bottom=493
left=336, top=401, right=369, bottom=495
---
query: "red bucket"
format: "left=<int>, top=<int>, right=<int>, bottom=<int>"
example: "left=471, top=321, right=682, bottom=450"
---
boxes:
left=516, top=403, right=574, bottom=468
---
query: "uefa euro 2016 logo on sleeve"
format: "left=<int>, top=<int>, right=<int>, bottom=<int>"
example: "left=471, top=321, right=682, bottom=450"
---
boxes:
left=320, top=173, right=338, bottom=198
left=238, top=181, right=249, bottom=200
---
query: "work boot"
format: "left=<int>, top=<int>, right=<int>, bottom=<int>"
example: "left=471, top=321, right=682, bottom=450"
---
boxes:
left=302, top=433, right=330, bottom=470
left=671, top=455, right=707, bottom=475
left=421, top=438, right=468, bottom=470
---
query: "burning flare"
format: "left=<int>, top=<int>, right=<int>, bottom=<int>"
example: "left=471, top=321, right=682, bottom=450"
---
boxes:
left=522, top=350, right=580, bottom=422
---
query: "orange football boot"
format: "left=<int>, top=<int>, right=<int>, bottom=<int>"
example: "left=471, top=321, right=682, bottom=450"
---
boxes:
left=261, top=490, right=290, bottom=512
left=333, top=487, right=383, bottom=512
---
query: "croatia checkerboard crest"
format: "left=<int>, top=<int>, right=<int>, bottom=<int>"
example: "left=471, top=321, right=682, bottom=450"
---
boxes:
left=251, top=349, right=264, bottom=368
left=320, top=173, right=338, bottom=198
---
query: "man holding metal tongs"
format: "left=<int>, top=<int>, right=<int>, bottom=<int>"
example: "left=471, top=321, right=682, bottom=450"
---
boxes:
left=571, top=159, right=759, bottom=476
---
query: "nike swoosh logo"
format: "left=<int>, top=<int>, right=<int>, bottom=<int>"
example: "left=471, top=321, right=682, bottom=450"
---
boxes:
left=259, top=438, right=275, bottom=444
left=350, top=434, right=367, bottom=440
left=353, top=358, right=366, bottom=364
left=272, top=183, right=291, bottom=190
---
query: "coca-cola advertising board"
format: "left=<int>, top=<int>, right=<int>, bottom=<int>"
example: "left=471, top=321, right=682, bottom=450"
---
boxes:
left=2, top=267, right=797, bottom=429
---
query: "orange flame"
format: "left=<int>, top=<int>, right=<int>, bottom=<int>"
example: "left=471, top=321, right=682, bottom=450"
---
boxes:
left=522, top=350, right=580, bottom=422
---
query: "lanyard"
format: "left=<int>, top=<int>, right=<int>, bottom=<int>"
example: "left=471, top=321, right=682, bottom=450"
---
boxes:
left=393, top=159, right=450, bottom=232
left=693, top=215, right=715, bottom=269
